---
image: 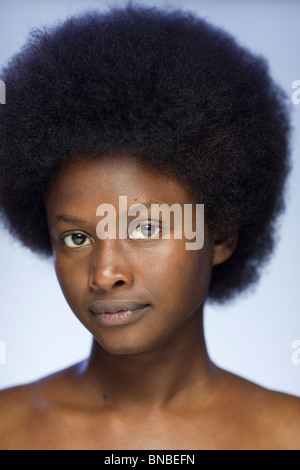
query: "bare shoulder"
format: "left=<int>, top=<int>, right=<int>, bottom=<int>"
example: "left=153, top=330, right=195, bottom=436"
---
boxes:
left=0, top=363, right=81, bottom=450
left=260, top=387, right=300, bottom=450
left=0, top=384, right=32, bottom=439
left=220, top=369, right=300, bottom=450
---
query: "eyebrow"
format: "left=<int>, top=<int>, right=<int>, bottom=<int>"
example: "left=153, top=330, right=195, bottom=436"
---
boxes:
left=52, top=201, right=160, bottom=225
left=54, top=215, right=85, bottom=224
left=126, top=201, right=157, bottom=212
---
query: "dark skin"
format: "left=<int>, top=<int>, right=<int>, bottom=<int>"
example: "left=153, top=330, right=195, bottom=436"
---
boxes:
left=0, top=154, right=299, bottom=450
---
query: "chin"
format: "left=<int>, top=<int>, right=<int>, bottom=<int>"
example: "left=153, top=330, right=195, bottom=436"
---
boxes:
left=93, top=337, right=143, bottom=356
left=93, top=335, right=161, bottom=357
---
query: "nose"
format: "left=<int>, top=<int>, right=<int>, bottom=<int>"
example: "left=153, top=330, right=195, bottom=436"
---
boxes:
left=88, top=239, right=134, bottom=291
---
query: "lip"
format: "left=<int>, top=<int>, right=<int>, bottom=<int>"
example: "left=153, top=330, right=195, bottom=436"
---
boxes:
left=89, top=300, right=150, bottom=326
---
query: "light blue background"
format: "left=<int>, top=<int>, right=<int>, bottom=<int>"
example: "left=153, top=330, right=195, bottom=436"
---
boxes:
left=0, top=0, right=299, bottom=396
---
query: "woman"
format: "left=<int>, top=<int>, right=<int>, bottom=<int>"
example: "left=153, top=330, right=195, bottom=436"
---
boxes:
left=0, top=3, right=299, bottom=450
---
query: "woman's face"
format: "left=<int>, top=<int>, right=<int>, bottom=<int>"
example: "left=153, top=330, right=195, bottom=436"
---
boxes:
left=45, top=154, right=225, bottom=355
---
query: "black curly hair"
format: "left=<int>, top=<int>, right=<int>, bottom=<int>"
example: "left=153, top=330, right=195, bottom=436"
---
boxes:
left=0, top=2, right=291, bottom=304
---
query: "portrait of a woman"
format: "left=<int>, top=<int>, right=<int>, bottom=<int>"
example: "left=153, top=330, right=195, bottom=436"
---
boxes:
left=0, top=2, right=299, bottom=450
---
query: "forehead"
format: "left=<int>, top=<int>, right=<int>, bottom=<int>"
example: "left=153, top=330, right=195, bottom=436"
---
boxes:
left=46, top=154, right=195, bottom=210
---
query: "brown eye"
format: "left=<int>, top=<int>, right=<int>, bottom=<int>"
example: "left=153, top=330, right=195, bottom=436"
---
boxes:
left=64, top=233, right=92, bottom=248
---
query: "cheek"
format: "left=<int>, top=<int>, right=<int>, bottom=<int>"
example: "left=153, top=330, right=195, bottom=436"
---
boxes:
left=54, top=255, right=87, bottom=310
left=150, top=241, right=213, bottom=312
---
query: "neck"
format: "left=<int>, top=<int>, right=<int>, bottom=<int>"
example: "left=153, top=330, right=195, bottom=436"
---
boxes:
left=78, top=306, right=218, bottom=413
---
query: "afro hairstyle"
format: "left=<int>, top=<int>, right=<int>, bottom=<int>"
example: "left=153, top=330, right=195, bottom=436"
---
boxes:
left=0, top=2, right=291, bottom=304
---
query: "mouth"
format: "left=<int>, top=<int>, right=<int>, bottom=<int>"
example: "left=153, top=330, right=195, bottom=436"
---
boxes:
left=89, top=301, right=150, bottom=326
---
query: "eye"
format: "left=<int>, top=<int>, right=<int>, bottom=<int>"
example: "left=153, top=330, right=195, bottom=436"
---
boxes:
left=129, top=222, right=161, bottom=240
left=63, top=233, right=93, bottom=248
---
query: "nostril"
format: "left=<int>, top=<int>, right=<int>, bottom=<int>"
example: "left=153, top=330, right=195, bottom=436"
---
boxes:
left=89, top=271, right=131, bottom=291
